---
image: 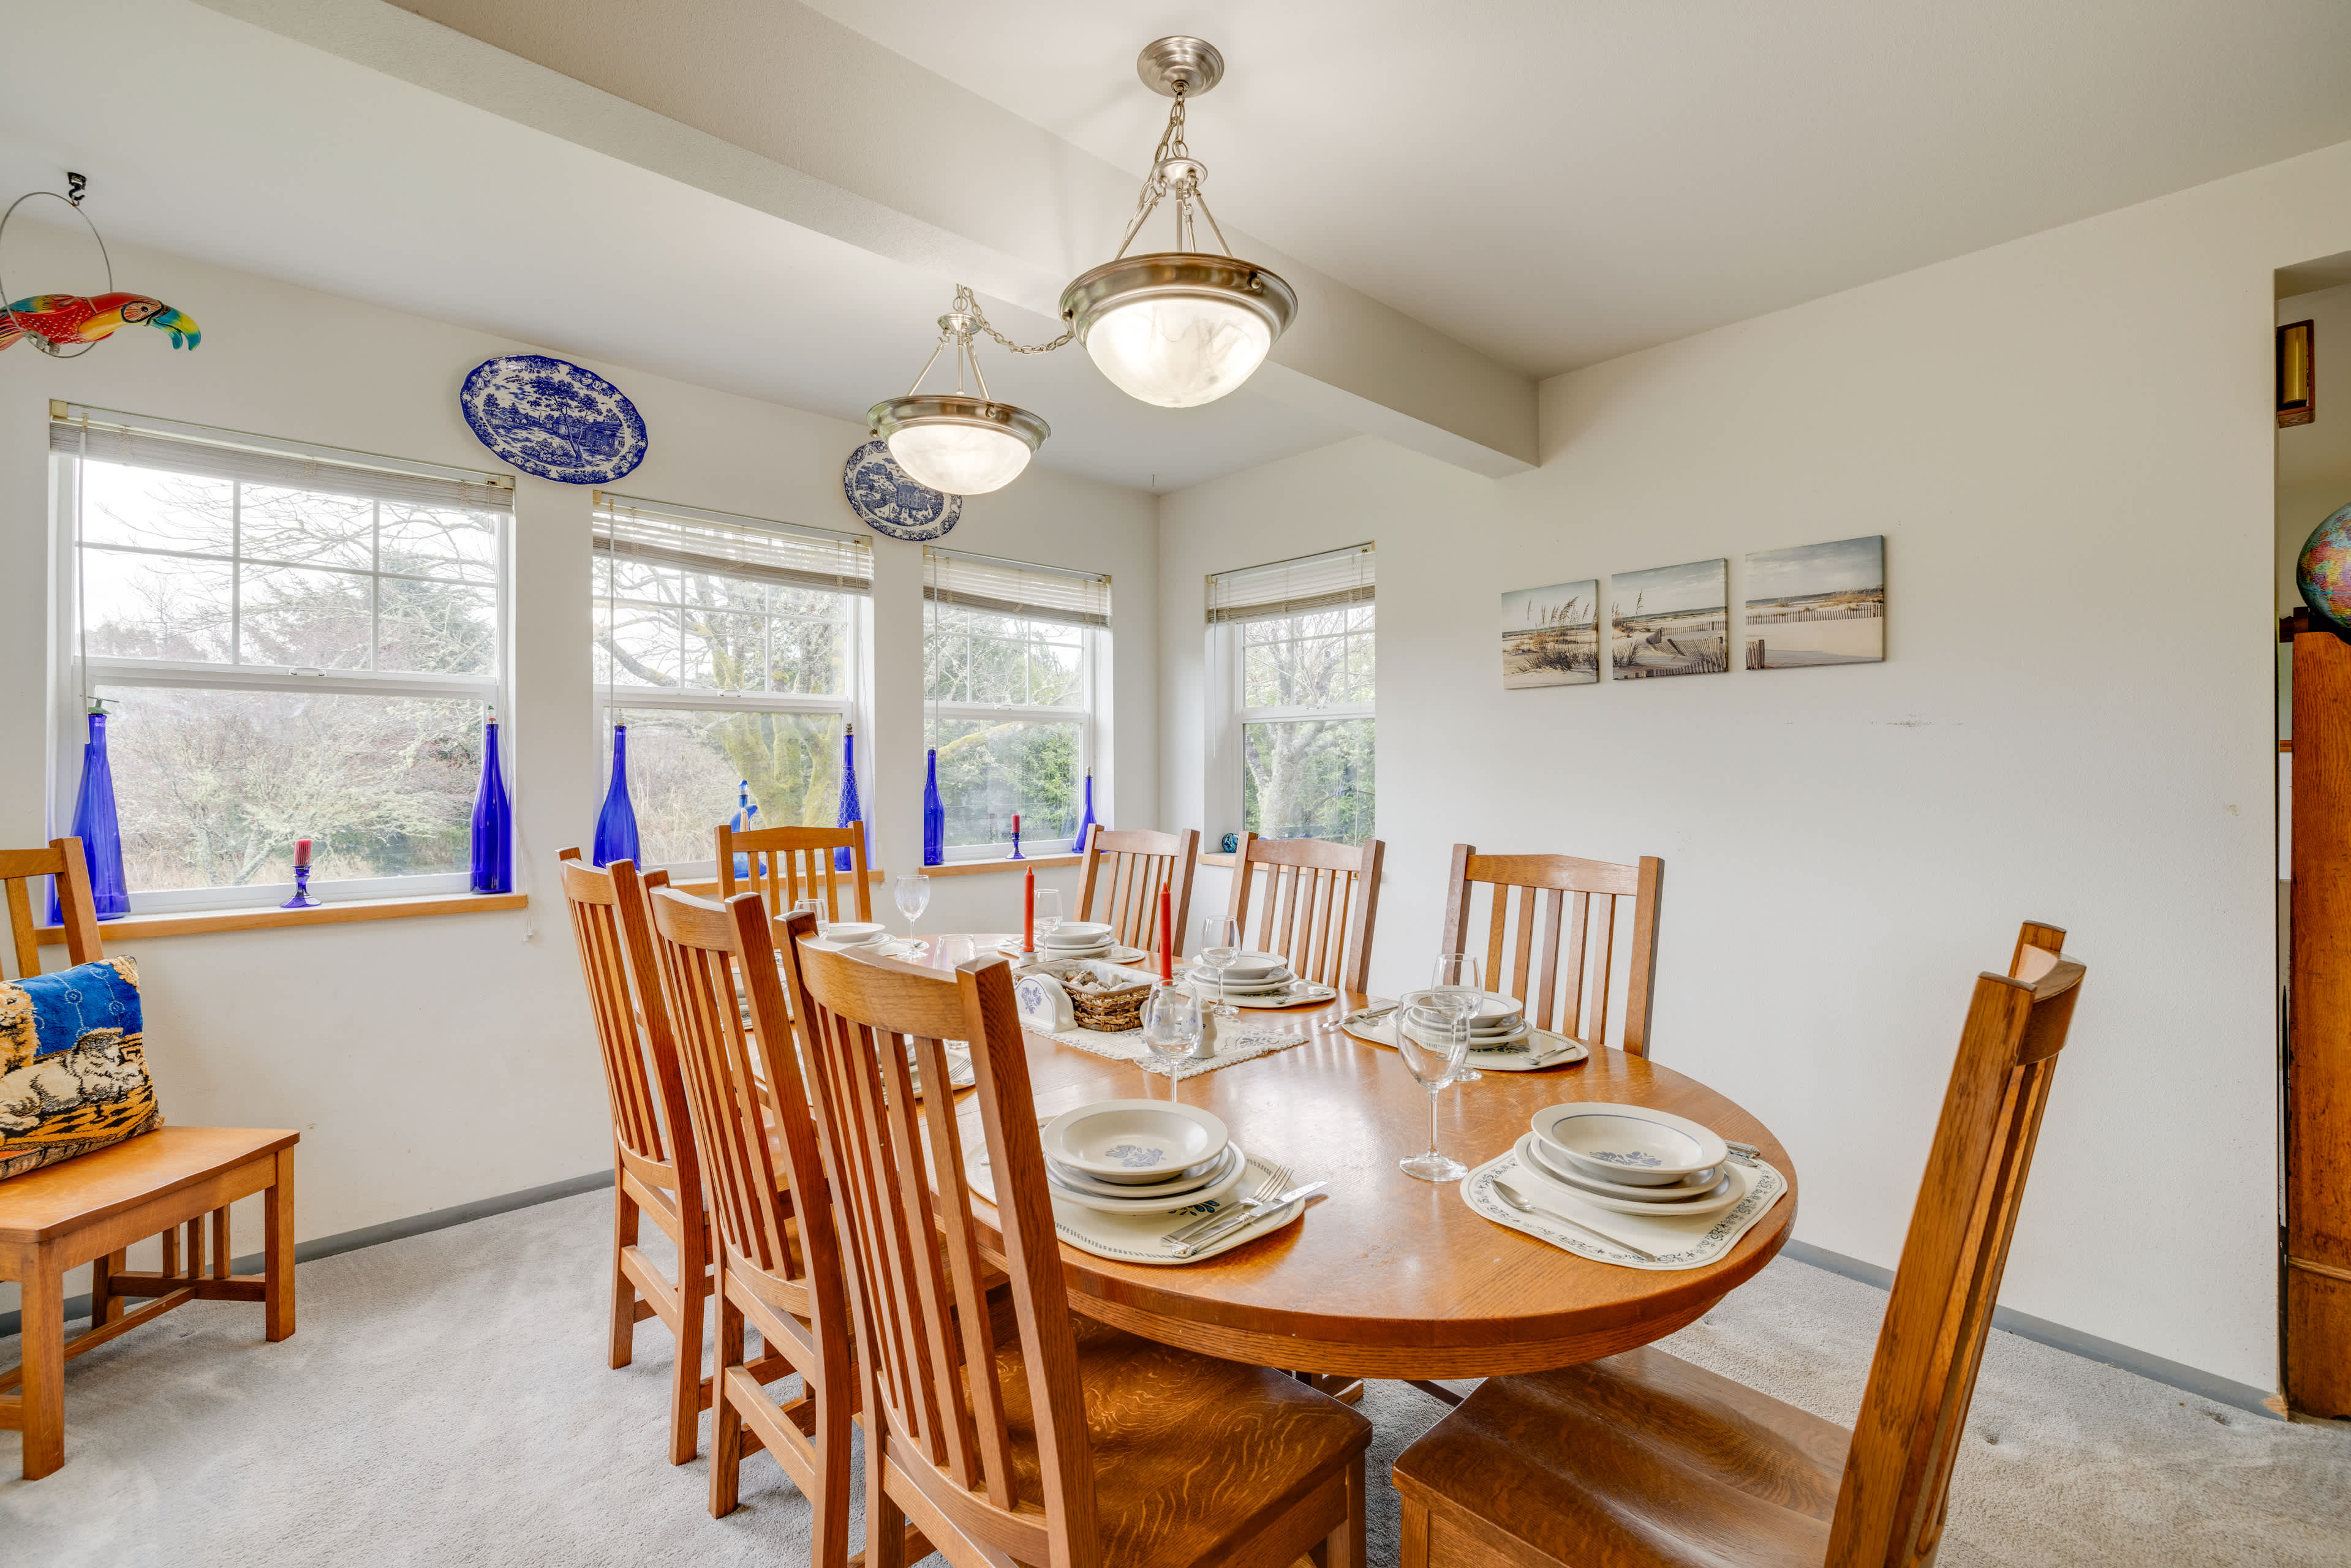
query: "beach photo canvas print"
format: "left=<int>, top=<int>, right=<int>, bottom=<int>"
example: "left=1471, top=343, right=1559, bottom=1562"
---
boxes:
left=1744, top=535, right=1885, bottom=669
left=1611, top=559, right=1729, bottom=679
left=1501, top=580, right=1599, bottom=688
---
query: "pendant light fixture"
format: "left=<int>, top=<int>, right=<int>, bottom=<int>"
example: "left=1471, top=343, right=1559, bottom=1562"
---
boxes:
left=1058, top=37, right=1296, bottom=409
left=867, top=285, right=1051, bottom=496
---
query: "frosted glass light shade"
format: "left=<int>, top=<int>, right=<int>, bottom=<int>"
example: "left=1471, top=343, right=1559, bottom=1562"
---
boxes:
left=1084, top=296, right=1271, bottom=409
left=887, top=422, right=1032, bottom=496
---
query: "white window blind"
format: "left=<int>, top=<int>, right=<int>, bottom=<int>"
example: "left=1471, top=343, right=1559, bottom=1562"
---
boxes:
left=593, top=492, right=873, bottom=595
left=1206, top=542, right=1375, bottom=624
left=50, top=404, right=513, bottom=513
left=923, top=548, right=1111, bottom=628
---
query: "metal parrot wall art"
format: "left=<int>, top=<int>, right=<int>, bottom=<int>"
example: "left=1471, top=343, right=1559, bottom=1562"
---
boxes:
left=0, top=292, right=200, bottom=355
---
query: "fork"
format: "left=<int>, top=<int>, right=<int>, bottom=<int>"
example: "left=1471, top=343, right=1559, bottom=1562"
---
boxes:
left=1163, top=1162, right=1291, bottom=1245
left=1491, top=1179, right=1659, bottom=1261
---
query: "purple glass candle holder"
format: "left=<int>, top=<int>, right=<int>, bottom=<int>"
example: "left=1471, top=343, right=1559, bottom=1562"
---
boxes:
left=282, top=865, right=320, bottom=910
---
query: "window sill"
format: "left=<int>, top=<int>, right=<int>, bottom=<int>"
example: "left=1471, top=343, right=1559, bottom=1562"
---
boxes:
left=1199, top=852, right=1236, bottom=868
left=919, top=854, right=1083, bottom=878
left=666, top=868, right=886, bottom=899
left=37, top=890, right=529, bottom=944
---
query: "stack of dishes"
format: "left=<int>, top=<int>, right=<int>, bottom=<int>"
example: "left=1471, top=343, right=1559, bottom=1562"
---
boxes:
left=1036, top=1100, right=1247, bottom=1215
left=1511, top=1104, right=1746, bottom=1218
left=1400, top=991, right=1531, bottom=1049
left=1038, top=920, right=1117, bottom=961
left=1180, top=951, right=1296, bottom=1000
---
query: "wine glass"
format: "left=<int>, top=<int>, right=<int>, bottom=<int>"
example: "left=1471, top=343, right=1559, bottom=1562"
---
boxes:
left=1140, top=984, right=1203, bottom=1100
left=1395, top=989, right=1471, bottom=1182
left=1198, top=915, right=1242, bottom=1019
left=1432, top=952, right=1485, bottom=1081
left=792, top=897, right=828, bottom=940
left=892, top=873, right=930, bottom=943
left=1035, top=888, right=1063, bottom=952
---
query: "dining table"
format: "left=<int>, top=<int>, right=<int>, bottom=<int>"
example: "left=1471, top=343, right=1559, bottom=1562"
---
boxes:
left=892, top=933, right=1798, bottom=1383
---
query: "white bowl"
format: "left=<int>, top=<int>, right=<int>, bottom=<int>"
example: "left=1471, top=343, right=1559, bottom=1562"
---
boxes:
left=1530, top=1104, right=1729, bottom=1188
left=823, top=922, right=888, bottom=946
left=1042, top=1099, right=1229, bottom=1183
left=1049, top=921, right=1114, bottom=943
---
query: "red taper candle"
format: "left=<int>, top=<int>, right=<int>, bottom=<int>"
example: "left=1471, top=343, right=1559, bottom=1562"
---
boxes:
left=1023, top=864, right=1035, bottom=954
left=294, top=837, right=312, bottom=869
left=1158, top=885, right=1174, bottom=984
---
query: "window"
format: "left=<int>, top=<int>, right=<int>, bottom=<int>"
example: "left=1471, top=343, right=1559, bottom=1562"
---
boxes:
left=593, top=495, right=872, bottom=872
left=1207, top=544, right=1376, bottom=845
left=51, top=407, right=512, bottom=910
left=924, top=549, right=1111, bottom=859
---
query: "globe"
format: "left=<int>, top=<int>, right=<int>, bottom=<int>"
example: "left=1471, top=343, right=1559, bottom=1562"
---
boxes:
left=2299, top=502, right=2351, bottom=630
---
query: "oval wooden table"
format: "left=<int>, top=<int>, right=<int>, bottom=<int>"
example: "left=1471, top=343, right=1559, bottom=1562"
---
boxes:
left=896, top=933, right=1797, bottom=1381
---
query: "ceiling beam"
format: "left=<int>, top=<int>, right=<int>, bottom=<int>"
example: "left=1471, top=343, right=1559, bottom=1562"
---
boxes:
left=198, top=0, right=1536, bottom=476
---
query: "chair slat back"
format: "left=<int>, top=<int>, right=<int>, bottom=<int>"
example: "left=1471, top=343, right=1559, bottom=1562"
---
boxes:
left=1441, top=844, right=1664, bottom=1055
left=718, top=821, right=872, bottom=924
left=1227, top=832, right=1384, bottom=993
left=0, top=840, right=102, bottom=981
left=1827, top=922, right=2086, bottom=1568
left=645, top=892, right=843, bottom=1319
left=559, top=850, right=688, bottom=1177
left=780, top=938, right=1092, bottom=1567
left=1076, top=825, right=1198, bottom=955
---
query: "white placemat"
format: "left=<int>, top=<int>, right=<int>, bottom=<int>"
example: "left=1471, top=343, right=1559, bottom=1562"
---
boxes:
left=963, top=1139, right=1307, bottom=1265
left=1340, top=1009, right=1588, bottom=1071
left=1033, top=1017, right=1314, bottom=1080
left=1462, top=1149, right=1787, bottom=1270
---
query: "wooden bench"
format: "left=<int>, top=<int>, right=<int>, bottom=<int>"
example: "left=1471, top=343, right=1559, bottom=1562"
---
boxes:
left=1, top=838, right=298, bottom=1479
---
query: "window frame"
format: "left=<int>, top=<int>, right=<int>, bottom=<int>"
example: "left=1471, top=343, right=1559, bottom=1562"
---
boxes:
left=592, top=516, right=874, bottom=883
left=924, top=600, right=1105, bottom=862
left=51, top=442, right=513, bottom=914
left=1206, top=598, right=1377, bottom=847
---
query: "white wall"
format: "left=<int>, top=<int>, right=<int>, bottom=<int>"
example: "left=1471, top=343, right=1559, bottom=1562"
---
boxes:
left=0, top=224, right=1157, bottom=1285
left=1158, top=142, right=2351, bottom=1393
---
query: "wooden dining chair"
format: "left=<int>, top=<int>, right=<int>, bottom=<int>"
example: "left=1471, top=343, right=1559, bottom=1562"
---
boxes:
left=648, top=892, right=854, bottom=1552
left=779, top=937, right=1373, bottom=1568
left=1441, top=842, right=1664, bottom=1056
left=0, top=838, right=296, bottom=1480
left=557, top=846, right=722, bottom=1466
left=717, top=821, right=873, bottom=923
left=1389, top=921, right=2087, bottom=1568
left=1075, top=825, right=1198, bottom=954
left=1225, top=832, right=1385, bottom=993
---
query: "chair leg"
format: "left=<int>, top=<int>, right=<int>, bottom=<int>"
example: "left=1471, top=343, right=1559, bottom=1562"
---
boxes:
left=863, top=1376, right=909, bottom=1568
left=811, top=1359, right=856, bottom=1568
left=20, top=1252, right=66, bottom=1479
left=1397, top=1490, right=1430, bottom=1568
left=263, top=1148, right=296, bottom=1342
left=668, top=1238, right=706, bottom=1466
left=1308, top=1454, right=1366, bottom=1568
left=88, top=1248, right=126, bottom=1326
left=709, top=1267, right=745, bottom=1518
left=610, top=1182, right=641, bottom=1371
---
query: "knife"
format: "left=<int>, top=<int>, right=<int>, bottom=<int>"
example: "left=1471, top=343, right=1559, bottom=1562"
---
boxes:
left=1169, top=1182, right=1326, bottom=1257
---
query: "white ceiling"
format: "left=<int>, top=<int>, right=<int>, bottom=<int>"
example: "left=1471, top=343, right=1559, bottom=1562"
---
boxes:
left=0, top=0, right=1351, bottom=492
left=803, top=0, right=2351, bottom=377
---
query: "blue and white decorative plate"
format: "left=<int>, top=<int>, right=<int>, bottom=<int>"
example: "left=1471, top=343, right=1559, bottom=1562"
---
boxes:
left=459, top=355, right=647, bottom=485
left=843, top=437, right=960, bottom=541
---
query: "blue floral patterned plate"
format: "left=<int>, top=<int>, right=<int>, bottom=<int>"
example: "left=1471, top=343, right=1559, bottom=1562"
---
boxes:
left=459, top=355, right=647, bottom=484
left=842, top=437, right=960, bottom=540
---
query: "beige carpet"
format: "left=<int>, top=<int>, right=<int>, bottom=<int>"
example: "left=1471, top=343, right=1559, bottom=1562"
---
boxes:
left=4, top=1188, right=2347, bottom=1567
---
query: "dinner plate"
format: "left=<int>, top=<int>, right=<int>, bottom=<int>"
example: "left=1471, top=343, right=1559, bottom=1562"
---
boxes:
left=1512, top=1134, right=1746, bottom=1218
left=1046, top=1144, right=1231, bottom=1199
left=1180, top=964, right=1295, bottom=990
left=1519, top=1134, right=1724, bottom=1203
left=1044, top=1142, right=1250, bottom=1213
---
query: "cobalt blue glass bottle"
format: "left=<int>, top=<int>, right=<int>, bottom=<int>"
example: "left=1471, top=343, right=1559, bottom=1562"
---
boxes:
left=50, top=707, right=129, bottom=922
left=921, top=747, right=945, bottom=867
left=592, top=723, right=640, bottom=867
left=1072, top=767, right=1097, bottom=856
left=836, top=723, right=864, bottom=872
left=469, top=714, right=511, bottom=894
left=729, top=780, right=759, bottom=880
